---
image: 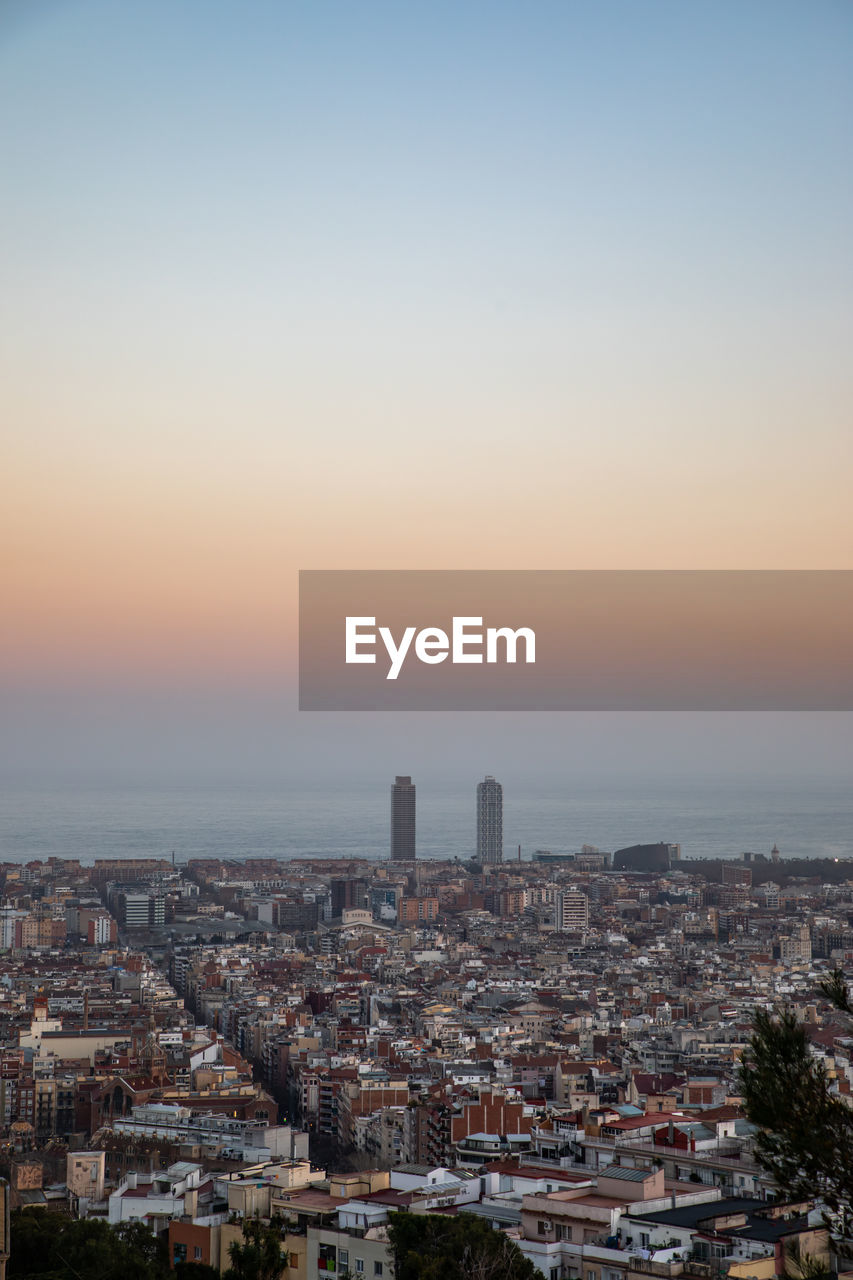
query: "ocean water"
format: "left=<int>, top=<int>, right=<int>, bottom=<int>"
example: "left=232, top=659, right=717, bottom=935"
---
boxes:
left=0, top=776, right=851, bottom=865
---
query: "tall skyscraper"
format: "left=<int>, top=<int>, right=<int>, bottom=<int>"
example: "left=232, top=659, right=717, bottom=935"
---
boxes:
left=476, top=775, right=503, bottom=864
left=391, top=775, right=416, bottom=860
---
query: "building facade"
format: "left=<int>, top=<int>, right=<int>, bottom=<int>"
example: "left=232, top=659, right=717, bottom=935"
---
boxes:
left=476, top=775, right=503, bottom=864
left=390, top=776, right=416, bottom=860
left=557, top=889, right=589, bottom=932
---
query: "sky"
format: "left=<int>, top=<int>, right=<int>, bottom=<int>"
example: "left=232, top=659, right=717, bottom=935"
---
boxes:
left=1, top=0, right=852, bottom=782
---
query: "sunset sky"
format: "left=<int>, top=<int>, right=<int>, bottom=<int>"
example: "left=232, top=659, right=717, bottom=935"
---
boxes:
left=2, top=1, right=852, bottom=779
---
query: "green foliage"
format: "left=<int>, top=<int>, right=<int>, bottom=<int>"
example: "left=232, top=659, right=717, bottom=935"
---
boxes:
left=223, top=1216, right=287, bottom=1280
left=174, top=1264, right=221, bottom=1280
left=8, top=1209, right=170, bottom=1280
left=739, top=983, right=853, bottom=1244
left=116, top=1220, right=171, bottom=1279
left=818, top=969, right=853, bottom=1016
left=387, top=1210, right=545, bottom=1280
left=7, top=1210, right=58, bottom=1280
left=7, top=1209, right=288, bottom=1280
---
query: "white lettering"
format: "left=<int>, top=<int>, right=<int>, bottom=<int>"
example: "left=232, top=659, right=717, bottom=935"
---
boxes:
left=414, top=627, right=449, bottom=664
left=344, top=617, right=536, bottom=679
left=379, top=625, right=416, bottom=680
left=486, top=626, right=536, bottom=664
left=452, top=616, right=484, bottom=664
left=345, top=616, right=377, bottom=663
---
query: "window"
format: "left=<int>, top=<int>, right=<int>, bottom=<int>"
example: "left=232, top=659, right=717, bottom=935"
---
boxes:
left=374, top=1265, right=383, bottom=1277
left=194, top=1247, right=202, bottom=1261
left=339, top=1250, right=349, bottom=1267
left=318, top=1243, right=337, bottom=1273
left=356, top=1261, right=365, bottom=1274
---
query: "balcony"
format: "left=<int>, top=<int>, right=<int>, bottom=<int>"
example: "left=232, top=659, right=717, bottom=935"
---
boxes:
left=627, top=1261, right=722, bottom=1280
left=628, top=1260, right=687, bottom=1278
left=525, top=1153, right=585, bottom=1171
left=587, top=1135, right=761, bottom=1172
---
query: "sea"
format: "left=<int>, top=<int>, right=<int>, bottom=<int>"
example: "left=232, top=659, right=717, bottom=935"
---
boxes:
left=0, top=775, right=851, bottom=866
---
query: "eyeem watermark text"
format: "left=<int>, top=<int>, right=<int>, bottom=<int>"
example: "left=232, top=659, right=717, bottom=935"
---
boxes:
left=299, top=570, right=853, bottom=709
left=345, top=616, right=536, bottom=680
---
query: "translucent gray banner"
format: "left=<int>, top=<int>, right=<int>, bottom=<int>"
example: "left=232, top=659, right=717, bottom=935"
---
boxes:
left=299, top=570, right=853, bottom=710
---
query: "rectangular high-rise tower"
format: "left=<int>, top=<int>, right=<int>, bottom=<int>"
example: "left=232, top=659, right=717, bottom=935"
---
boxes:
left=557, top=889, right=589, bottom=932
left=391, top=775, right=416, bottom=860
left=476, top=775, right=503, bottom=864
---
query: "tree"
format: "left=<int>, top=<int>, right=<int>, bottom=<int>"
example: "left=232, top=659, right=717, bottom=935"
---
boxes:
left=116, top=1220, right=170, bottom=1280
left=223, top=1217, right=287, bottom=1280
left=175, top=1264, right=220, bottom=1280
left=387, top=1211, right=545, bottom=1280
left=8, top=1210, right=170, bottom=1280
left=739, top=970, right=853, bottom=1247
left=7, top=1209, right=58, bottom=1280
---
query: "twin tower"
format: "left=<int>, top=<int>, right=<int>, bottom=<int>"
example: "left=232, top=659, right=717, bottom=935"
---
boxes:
left=390, top=774, right=503, bottom=863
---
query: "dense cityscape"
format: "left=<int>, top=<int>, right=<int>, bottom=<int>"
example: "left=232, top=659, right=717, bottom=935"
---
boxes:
left=5, top=0, right=850, bottom=1278
left=0, top=776, right=851, bottom=1280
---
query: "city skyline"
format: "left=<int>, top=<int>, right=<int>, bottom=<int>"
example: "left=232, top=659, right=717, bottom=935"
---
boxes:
left=1, top=1, right=851, bottom=1262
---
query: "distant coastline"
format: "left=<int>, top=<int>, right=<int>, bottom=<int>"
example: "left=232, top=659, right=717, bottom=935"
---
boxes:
left=1, top=776, right=850, bottom=865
